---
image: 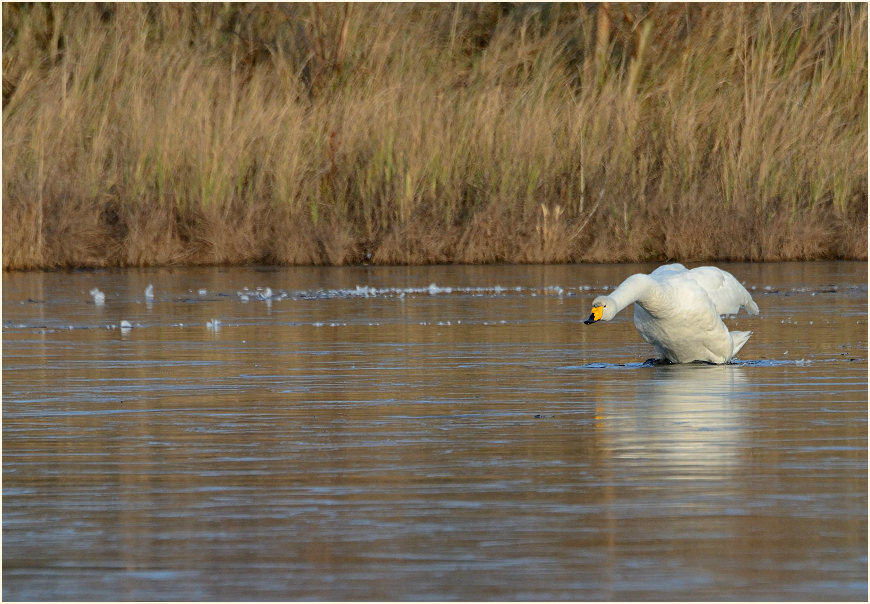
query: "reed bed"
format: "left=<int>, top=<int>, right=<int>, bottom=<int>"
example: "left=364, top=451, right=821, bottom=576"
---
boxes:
left=3, top=3, right=866, bottom=269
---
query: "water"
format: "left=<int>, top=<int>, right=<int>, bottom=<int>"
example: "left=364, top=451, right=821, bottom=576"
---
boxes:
left=3, top=262, right=867, bottom=600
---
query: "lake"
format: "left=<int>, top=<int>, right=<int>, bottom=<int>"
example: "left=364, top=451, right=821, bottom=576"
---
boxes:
left=2, top=262, right=867, bottom=600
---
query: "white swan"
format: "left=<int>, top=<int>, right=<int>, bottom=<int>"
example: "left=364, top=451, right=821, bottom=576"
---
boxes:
left=584, top=263, right=759, bottom=364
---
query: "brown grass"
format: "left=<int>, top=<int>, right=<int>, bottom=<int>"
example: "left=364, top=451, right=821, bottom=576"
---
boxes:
left=2, top=3, right=867, bottom=270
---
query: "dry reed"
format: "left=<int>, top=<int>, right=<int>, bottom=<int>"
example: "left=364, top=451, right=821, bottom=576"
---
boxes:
left=2, top=3, right=867, bottom=270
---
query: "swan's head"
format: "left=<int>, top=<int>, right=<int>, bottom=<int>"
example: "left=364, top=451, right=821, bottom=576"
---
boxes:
left=584, top=295, right=615, bottom=324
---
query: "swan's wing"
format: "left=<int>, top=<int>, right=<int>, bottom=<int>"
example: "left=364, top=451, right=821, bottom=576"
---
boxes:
left=686, top=266, right=759, bottom=316
left=649, top=263, right=688, bottom=279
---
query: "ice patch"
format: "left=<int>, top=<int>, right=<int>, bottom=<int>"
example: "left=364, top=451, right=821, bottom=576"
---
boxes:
left=428, top=283, right=452, bottom=295
left=284, top=283, right=605, bottom=301
left=90, top=288, right=105, bottom=306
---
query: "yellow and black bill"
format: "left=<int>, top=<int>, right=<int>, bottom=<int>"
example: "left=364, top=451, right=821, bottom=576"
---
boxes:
left=584, top=306, right=604, bottom=325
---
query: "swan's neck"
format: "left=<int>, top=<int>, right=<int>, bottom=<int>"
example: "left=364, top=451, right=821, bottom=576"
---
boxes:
left=609, top=274, right=660, bottom=315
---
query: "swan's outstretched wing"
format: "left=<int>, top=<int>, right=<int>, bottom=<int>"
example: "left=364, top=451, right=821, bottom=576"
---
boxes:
left=686, top=266, right=759, bottom=316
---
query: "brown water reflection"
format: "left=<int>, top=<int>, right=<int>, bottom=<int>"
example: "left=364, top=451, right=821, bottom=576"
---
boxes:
left=3, top=262, right=867, bottom=600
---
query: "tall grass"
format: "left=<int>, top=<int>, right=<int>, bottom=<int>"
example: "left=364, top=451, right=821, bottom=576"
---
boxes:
left=3, top=3, right=866, bottom=269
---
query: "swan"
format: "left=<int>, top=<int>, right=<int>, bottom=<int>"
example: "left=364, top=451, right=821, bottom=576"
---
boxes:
left=584, top=263, right=759, bottom=364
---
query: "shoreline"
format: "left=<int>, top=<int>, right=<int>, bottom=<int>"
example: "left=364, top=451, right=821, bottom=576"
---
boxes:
left=4, top=256, right=868, bottom=275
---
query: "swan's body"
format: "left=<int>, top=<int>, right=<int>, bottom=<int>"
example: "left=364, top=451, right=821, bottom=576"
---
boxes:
left=584, top=264, right=759, bottom=364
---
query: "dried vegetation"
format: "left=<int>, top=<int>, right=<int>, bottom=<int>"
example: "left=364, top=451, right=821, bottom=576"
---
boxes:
left=2, top=3, right=867, bottom=269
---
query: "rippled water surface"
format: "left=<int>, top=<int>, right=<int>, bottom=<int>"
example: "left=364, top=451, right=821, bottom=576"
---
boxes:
left=3, top=262, right=867, bottom=600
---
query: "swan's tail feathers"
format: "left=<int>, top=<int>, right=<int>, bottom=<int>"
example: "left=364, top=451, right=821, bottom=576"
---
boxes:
left=744, top=298, right=760, bottom=315
left=731, top=330, right=752, bottom=356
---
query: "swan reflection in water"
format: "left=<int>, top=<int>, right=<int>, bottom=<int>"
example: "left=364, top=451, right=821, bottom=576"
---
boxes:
left=591, top=363, right=751, bottom=477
